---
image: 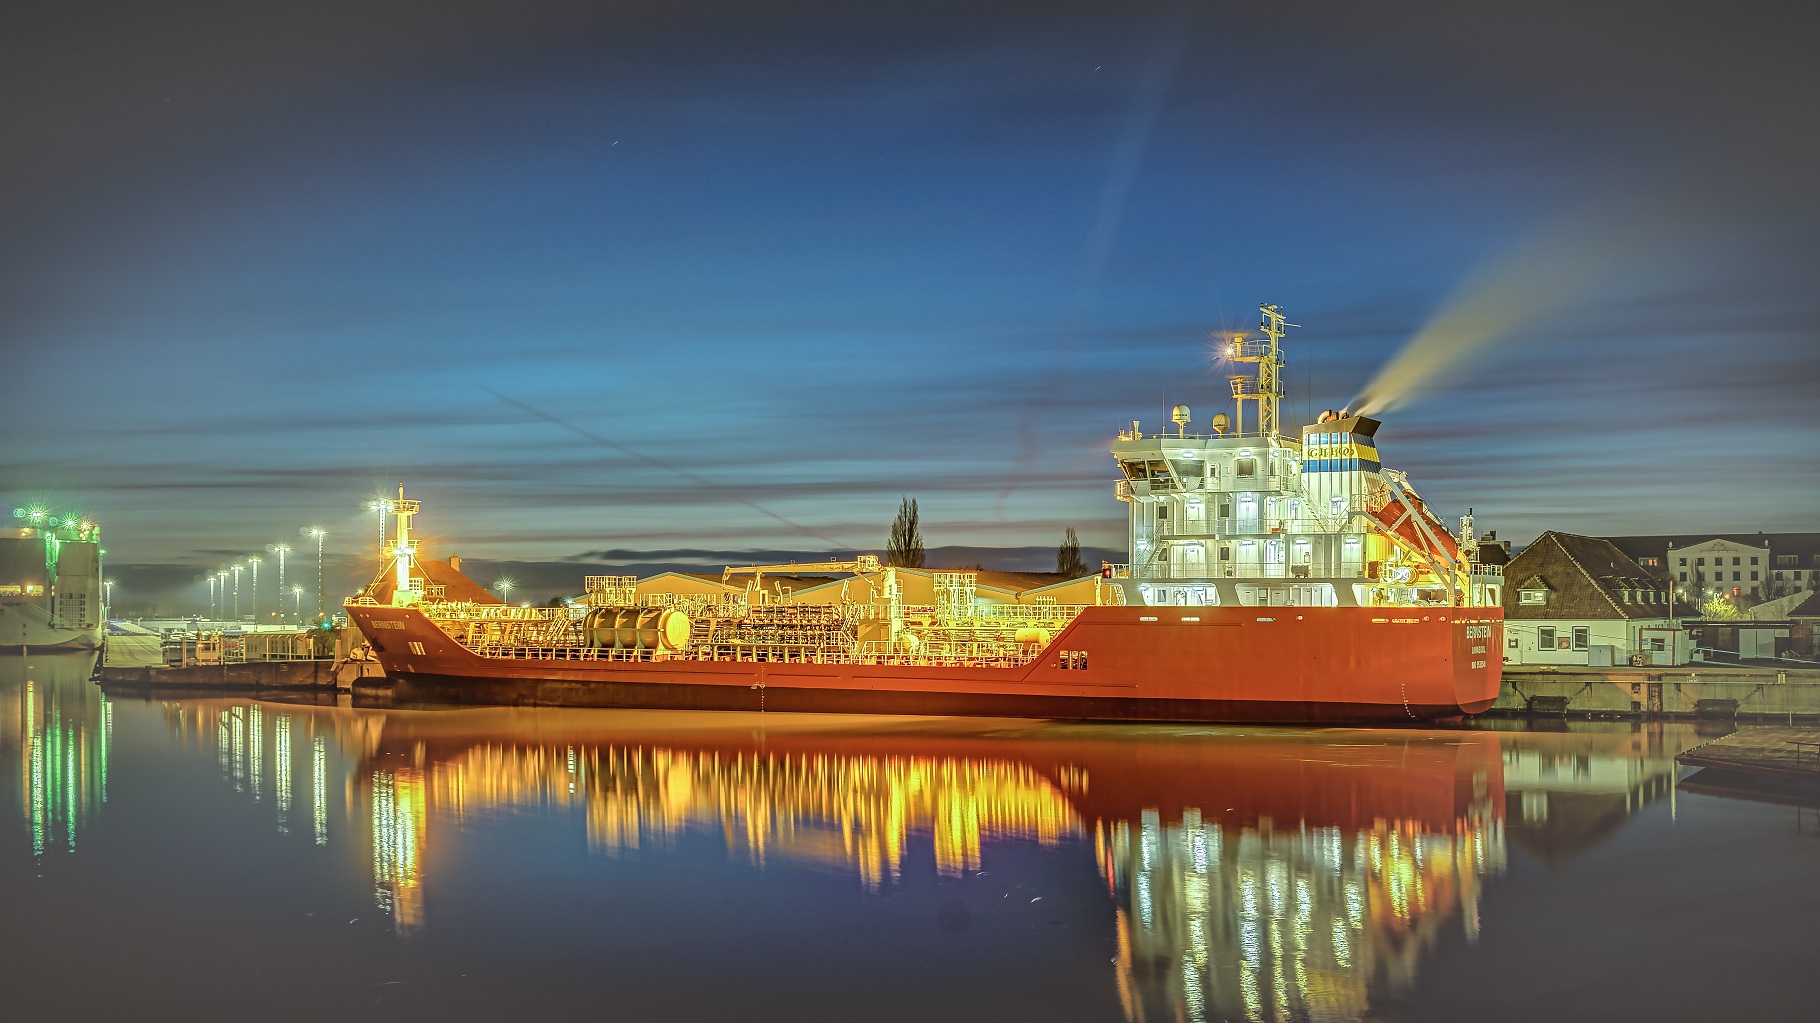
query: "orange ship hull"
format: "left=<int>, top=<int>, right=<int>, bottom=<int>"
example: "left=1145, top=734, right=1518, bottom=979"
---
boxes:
left=349, top=604, right=1503, bottom=723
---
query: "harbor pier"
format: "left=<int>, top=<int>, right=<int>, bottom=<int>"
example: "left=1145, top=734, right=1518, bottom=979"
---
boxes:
left=1491, top=665, right=1820, bottom=720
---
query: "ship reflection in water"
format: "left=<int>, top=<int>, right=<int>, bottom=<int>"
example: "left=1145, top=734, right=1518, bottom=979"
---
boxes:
left=163, top=701, right=1521, bottom=1020
left=1, top=654, right=110, bottom=859
left=7, top=655, right=1739, bottom=1021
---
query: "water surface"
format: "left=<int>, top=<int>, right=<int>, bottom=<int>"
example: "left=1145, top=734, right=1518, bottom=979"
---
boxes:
left=3, top=653, right=1814, bottom=1020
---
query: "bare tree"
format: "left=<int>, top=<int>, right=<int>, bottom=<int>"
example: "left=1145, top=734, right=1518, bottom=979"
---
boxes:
left=887, top=497, right=925, bottom=568
left=1056, top=527, right=1087, bottom=577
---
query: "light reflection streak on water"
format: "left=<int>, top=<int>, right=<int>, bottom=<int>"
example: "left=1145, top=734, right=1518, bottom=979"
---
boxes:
left=274, top=715, right=292, bottom=834
left=11, top=676, right=108, bottom=858
left=312, top=735, right=327, bottom=846
left=230, top=707, right=244, bottom=794
left=369, top=769, right=426, bottom=932
left=248, top=705, right=262, bottom=801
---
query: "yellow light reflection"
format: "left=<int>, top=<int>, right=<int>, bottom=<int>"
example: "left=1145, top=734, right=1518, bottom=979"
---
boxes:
left=1105, top=813, right=1507, bottom=1023
left=368, top=768, right=426, bottom=932
left=427, top=744, right=1082, bottom=888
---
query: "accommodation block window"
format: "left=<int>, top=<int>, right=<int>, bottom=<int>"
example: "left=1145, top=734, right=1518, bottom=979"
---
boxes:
left=1519, top=589, right=1547, bottom=605
left=1537, top=626, right=1557, bottom=648
left=1572, top=627, right=1590, bottom=651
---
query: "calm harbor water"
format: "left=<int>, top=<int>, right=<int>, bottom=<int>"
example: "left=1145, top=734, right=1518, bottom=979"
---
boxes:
left=4, top=653, right=1815, bottom=1021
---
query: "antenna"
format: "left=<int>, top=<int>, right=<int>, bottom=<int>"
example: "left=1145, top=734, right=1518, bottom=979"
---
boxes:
left=1229, top=304, right=1294, bottom=439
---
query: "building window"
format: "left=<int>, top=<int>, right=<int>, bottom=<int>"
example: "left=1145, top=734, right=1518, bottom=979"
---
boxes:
left=1778, top=555, right=1798, bottom=566
left=1750, top=556, right=1759, bottom=565
left=1538, top=626, right=1556, bottom=648
left=1678, top=557, right=1686, bottom=566
left=1733, top=557, right=1741, bottom=566
left=1648, top=638, right=1666, bottom=652
left=1696, top=558, right=1704, bottom=566
left=1572, top=627, right=1589, bottom=651
left=1235, top=458, right=1256, bottom=478
left=1751, top=571, right=1759, bottom=581
left=1679, top=571, right=1687, bottom=581
left=1519, top=589, right=1547, bottom=605
left=1733, top=571, right=1741, bottom=581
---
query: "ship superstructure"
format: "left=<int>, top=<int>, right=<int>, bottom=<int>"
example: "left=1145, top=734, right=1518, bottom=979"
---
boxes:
left=1, top=507, right=104, bottom=649
left=1111, top=304, right=1503, bottom=611
left=345, top=306, right=1505, bottom=722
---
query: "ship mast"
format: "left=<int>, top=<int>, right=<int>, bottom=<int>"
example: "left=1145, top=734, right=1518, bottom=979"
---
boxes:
left=1228, top=303, right=1290, bottom=439
left=390, top=484, right=421, bottom=607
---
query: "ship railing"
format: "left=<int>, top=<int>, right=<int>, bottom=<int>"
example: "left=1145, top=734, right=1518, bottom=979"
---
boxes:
left=424, top=602, right=581, bottom=622
left=970, top=603, right=1091, bottom=623
left=1470, top=564, right=1504, bottom=578
left=1125, top=475, right=1298, bottom=499
left=1115, top=428, right=1276, bottom=443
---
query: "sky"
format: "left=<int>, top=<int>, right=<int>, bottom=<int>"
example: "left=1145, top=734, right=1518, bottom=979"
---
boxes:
left=3, top=0, right=1817, bottom=611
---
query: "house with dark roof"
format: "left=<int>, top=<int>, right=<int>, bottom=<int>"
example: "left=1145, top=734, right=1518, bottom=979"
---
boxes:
left=1502, top=532, right=1686, bottom=666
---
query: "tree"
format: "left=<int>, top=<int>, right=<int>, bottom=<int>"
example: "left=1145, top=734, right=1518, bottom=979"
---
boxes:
left=1056, top=527, right=1087, bottom=577
left=1700, top=592, right=1744, bottom=621
left=886, top=497, right=925, bottom=568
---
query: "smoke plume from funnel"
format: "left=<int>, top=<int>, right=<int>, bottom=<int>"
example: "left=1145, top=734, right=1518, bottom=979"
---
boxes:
left=1350, top=191, right=1693, bottom=417
left=1353, top=232, right=1590, bottom=417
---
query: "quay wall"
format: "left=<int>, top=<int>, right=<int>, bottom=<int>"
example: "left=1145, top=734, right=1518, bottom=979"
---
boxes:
left=98, top=659, right=345, bottom=689
left=1490, top=666, right=1820, bottom=720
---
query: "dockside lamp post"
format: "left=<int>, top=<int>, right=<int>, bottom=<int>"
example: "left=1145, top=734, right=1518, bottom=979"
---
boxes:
left=497, top=579, right=515, bottom=603
left=247, top=556, right=261, bottom=627
left=305, top=528, right=327, bottom=621
left=104, top=579, right=114, bottom=614
left=231, top=562, right=244, bottom=622
left=207, top=575, right=216, bottom=619
left=217, top=569, right=229, bottom=622
left=292, top=585, right=304, bottom=620
left=367, top=500, right=393, bottom=557
left=269, top=544, right=291, bottom=623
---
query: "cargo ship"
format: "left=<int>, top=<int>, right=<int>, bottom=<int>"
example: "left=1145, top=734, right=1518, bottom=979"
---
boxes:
left=1, top=507, right=105, bottom=650
left=346, top=305, right=1504, bottom=721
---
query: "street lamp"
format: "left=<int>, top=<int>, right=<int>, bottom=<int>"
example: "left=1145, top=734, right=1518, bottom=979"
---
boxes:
left=269, top=544, right=291, bottom=623
left=291, top=585, right=304, bottom=620
left=247, top=556, right=261, bottom=627
left=231, top=562, right=244, bottom=622
left=496, top=579, right=515, bottom=603
left=367, top=499, right=393, bottom=557
left=303, top=528, right=327, bottom=621
left=104, top=578, right=114, bottom=614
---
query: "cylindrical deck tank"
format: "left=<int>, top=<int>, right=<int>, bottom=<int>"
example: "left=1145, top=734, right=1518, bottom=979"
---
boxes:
left=584, top=606, right=691, bottom=652
left=1014, top=627, right=1051, bottom=648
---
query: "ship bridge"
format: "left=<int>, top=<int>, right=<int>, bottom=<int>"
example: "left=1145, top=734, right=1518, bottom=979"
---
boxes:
left=1108, top=306, right=1497, bottom=611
